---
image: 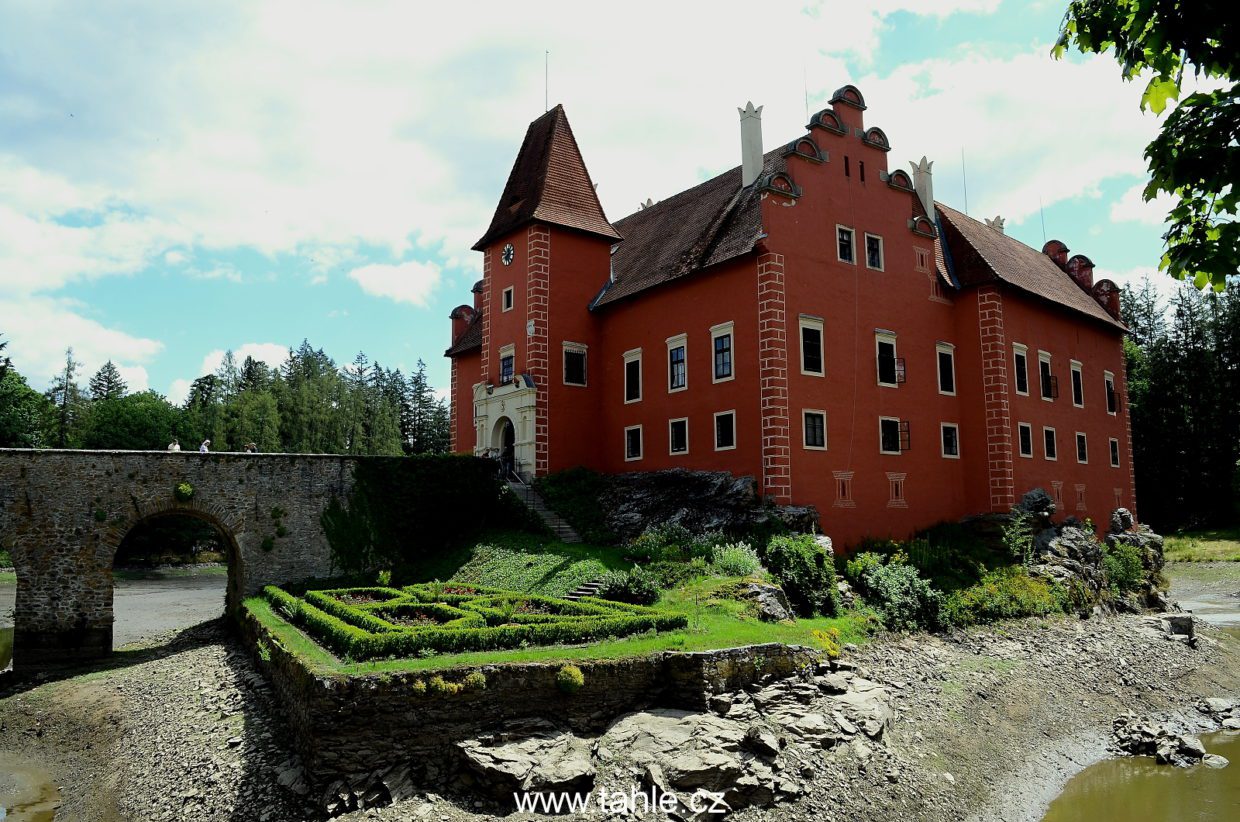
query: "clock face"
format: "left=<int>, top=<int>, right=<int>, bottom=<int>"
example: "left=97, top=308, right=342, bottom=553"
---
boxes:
left=501, top=243, right=515, bottom=266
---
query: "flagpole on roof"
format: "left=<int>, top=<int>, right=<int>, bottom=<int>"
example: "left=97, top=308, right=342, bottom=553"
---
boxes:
left=961, top=147, right=969, bottom=215
left=1039, top=195, right=1047, bottom=245
left=545, top=50, right=549, bottom=113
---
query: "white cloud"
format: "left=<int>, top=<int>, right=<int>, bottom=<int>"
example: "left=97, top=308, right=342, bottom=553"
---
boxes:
left=115, top=364, right=150, bottom=393
left=199, top=342, right=291, bottom=376
left=1094, top=265, right=1186, bottom=307
left=1110, top=181, right=1175, bottom=226
left=348, top=260, right=441, bottom=307
left=0, top=295, right=162, bottom=387
left=166, top=378, right=194, bottom=406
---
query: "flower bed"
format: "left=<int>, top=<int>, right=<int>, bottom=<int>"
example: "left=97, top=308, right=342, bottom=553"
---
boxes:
left=263, top=583, right=688, bottom=661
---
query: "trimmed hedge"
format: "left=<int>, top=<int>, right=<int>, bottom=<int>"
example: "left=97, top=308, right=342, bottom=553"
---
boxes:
left=263, top=583, right=687, bottom=661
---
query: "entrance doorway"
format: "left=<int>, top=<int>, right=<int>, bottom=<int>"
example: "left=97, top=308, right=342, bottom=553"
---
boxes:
left=492, top=417, right=517, bottom=479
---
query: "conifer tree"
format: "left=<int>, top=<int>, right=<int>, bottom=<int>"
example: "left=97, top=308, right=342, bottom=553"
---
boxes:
left=88, top=359, right=128, bottom=401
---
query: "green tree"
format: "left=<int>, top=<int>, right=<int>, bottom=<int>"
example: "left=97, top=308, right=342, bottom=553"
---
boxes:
left=88, top=359, right=128, bottom=401
left=181, top=374, right=226, bottom=449
left=0, top=367, right=51, bottom=448
left=221, top=389, right=281, bottom=452
left=0, top=331, right=11, bottom=379
left=81, top=391, right=180, bottom=450
left=44, top=347, right=86, bottom=448
left=1055, top=1, right=1240, bottom=289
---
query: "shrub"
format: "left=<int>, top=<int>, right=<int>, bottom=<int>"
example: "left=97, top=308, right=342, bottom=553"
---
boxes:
left=762, top=534, right=838, bottom=616
left=428, top=674, right=456, bottom=695
left=627, top=523, right=693, bottom=563
left=1002, top=508, right=1038, bottom=567
left=1103, top=542, right=1144, bottom=594
left=688, top=530, right=727, bottom=560
left=376, top=569, right=392, bottom=586
left=174, top=482, right=194, bottom=502
left=711, top=542, right=763, bottom=577
left=463, top=671, right=487, bottom=692
left=942, top=566, right=1064, bottom=626
left=411, top=679, right=427, bottom=695
left=844, top=551, right=885, bottom=588
left=811, top=627, right=842, bottom=659
left=644, top=560, right=699, bottom=589
left=854, top=558, right=942, bottom=632
left=556, top=664, right=585, bottom=694
left=597, top=567, right=660, bottom=605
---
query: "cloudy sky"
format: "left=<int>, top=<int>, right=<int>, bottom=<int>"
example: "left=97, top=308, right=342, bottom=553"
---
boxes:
left=0, top=0, right=1181, bottom=400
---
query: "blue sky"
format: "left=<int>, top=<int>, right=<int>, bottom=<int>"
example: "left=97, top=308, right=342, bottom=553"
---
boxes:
left=0, top=0, right=1182, bottom=401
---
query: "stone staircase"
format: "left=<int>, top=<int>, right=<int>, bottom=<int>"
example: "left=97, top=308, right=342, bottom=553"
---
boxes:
left=563, top=579, right=604, bottom=602
left=506, top=480, right=582, bottom=543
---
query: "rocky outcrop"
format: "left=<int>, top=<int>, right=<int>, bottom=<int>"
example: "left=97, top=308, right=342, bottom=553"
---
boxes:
left=598, top=469, right=817, bottom=540
left=1110, top=715, right=1228, bottom=768
left=736, top=582, right=794, bottom=622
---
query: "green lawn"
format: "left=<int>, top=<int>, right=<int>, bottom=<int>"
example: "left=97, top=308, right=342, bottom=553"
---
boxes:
left=0, top=570, right=13, bottom=585
left=250, top=572, right=870, bottom=676
left=1164, top=527, right=1240, bottom=562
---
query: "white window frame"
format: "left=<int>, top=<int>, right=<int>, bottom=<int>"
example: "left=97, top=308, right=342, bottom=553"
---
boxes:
left=713, top=409, right=737, bottom=451
left=1075, top=432, right=1088, bottom=464
left=1104, top=371, right=1117, bottom=416
left=940, top=422, right=960, bottom=459
left=1017, top=422, right=1033, bottom=458
left=624, top=424, right=643, bottom=462
left=1070, top=360, right=1084, bottom=408
left=666, top=333, right=687, bottom=394
left=668, top=417, right=689, bottom=456
left=501, top=286, right=514, bottom=312
left=710, top=321, right=735, bottom=384
left=836, top=224, right=856, bottom=264
left=875, top=331, right=899, bottom=388
left=799, top=315, right=825, bottom=377
left=864, top=233, right=885, bottom=271
left=1013, top=343, right=1029, bottom=397
left=1109, top=437, right=1121, bottom=468
left=802, top=409, right=828, bottom=451
left=562, top=342, right=588, bottom=387
left=1043, top=426, right=1058, bottom=461
left=498, top=344, right=516, bottom=383
left=623, top=348, right=642, bottom=404
left=936, top=342, right=957, bottom=396
left=1038, top=350, right=1054, bottom=402
left=879, top=416, right=902, bottom=455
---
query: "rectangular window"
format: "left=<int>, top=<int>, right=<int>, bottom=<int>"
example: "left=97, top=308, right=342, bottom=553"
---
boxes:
left=711, top=322, right=734, bottom=382
left=887, top=472, right=907, bottom=508
left=1052, top=481, right=1064, bottom=507
left=563, top=343, right=587, bottom=386
left=914, top=248, right=930, bottom=273
left=1075, top=484, right=1087, bottom=511
left=865, top=234, right=884, bottom=270
left=1109, top=437, right=1120, bottom=467
left=501, top=286, right=514, bottom=312
left=876, top=333, right=899, bottom=386
left=1039, top=351, right=1056, bottom=400
left=833, top=471, right=855, bottom=508
left=667, top=334, right=687, bottom=392
left=837, top=225, right=855, bottom=264
left=879, top=417, right=903, bottom=455
left=499, top=345, right=515, bottom=383
left=623, top=349, right=642, bottom=403
left=1043, top=426, right=1057, bottom=461
left=1076, top=432, right=1088, bottom=464
left=1013, top=344, right=1029, bottom=396
left=714, top=410, right=736, bottom=451
left=800, top=317, right=824, bottom=376
left=940, top=423, right=960, bottom=458
left=669, top=418, right=689, bottom=455
left=803, top=410, right=827, bottom=450
left=859, top=160, right=866, bottom=183
left=1104, top=371, right=1117, bottom=414
left=1018, top=422, right=1033, bottom=457
left=1071, top=361, right=1084, bottom=407
left=624, top=425, right=643, bottom=461
left=937, top=343, right=956, bottom=395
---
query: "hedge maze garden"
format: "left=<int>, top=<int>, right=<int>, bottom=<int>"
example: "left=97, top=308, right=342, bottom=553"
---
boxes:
left=263, top=583, right=688, bottom=661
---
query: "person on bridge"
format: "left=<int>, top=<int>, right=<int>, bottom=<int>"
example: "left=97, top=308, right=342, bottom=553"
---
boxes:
left=243, top=442, right=257, bottom=453
left=167, top=438, right=180, bottom=452
left=199, top=439, right=211, bottom=453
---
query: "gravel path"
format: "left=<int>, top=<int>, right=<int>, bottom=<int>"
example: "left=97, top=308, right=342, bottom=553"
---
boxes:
left=2, top=566, right=1238, bottom=822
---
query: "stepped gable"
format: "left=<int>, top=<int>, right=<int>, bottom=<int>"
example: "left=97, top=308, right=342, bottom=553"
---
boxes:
left=936, top=202, right=1124, bottom=330
left=473, top=105, right=621, bottom=251
left=593, top=152, right=783, bottom=309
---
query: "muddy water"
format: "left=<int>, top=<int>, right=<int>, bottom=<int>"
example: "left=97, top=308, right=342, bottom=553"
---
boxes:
left=0, top=753, right=60, bottom=821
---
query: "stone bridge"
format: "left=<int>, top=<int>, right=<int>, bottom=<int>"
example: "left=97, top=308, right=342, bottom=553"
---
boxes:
left=0, top=449, right=359, bottom=670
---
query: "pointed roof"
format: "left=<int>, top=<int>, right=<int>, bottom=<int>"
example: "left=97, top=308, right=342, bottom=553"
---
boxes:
left=472, top=105, right=621, bottom=251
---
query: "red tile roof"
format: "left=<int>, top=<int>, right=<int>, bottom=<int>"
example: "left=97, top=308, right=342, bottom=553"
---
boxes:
left=445, top=313, right=482, bottom=357
left=936, top=203, right=1124, bottom=330
left=473, top=105, right=621, bottom=251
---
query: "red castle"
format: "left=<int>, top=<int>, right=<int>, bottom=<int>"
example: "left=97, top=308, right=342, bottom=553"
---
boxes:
left=446, top=86, right=1134, bottom=546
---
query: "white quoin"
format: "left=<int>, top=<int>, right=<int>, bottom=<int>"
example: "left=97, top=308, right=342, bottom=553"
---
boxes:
left=911, top=156, right=934, bottom=218
left=739, top=102, right=764, bottom=187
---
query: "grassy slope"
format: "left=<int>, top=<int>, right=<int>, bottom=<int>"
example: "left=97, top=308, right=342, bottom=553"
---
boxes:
left=1164, top=526, right=1240, bottom=562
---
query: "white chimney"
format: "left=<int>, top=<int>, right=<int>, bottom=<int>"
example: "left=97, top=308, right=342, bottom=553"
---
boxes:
left=739, top=102, right=763, bottom=187
left=910, top=156, right=934, bottom=217
left=984, top=215, right=1006, bottom=234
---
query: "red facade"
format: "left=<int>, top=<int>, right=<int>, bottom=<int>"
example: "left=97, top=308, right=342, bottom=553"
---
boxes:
left=446, top=87, right=1135, bottom=548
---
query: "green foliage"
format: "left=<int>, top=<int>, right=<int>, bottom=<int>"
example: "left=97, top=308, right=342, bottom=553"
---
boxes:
left=1002, top=508, right=1037, bottom=567
left=320, top=455, right=508, bottom=575
left=376, top=569, right=392, bottom=586
left=627, top=523, right=693, bottom=563
left=556, top=664, right=585, bottom=694
left=81, top=391, right=180, bottom=450
left=463, top=671, right=487, bottom=692
left=598, top=567, right=660, bottom=605
left=851, top=556, right=942, bottom=632
left=762, top=534, right=838, bottom=617
left=1055, top=1, right=1240, bottom=290
left=1103, top=542, right=1145, bottom=594
left=94, top=509, right=107, bottom=523
left=88, top=360, right=127, bottom=402
left=534, top=467, right=618, bottom=544
left=0, top=366, right=51, bottom=448
left=260, top=536, right=275, bottom=553
left=262, top=583, right=686, bottom=661
left=942, top=566, right=1064, bottom=626
left=174, top=482, right=195, bottom=502
left=711, top=541, right=763, bottom=577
